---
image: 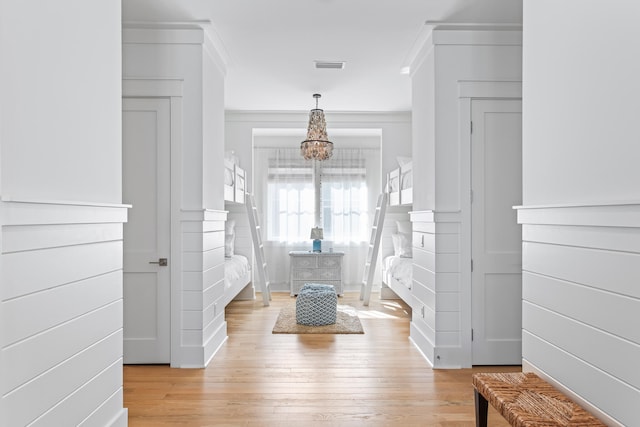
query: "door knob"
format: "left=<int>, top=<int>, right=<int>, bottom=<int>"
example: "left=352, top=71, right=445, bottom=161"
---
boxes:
left=149, top=258, right=168, bottom=266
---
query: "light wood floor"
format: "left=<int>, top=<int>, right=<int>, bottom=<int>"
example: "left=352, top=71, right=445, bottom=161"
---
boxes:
left=124, top=292, right=520, bottom=426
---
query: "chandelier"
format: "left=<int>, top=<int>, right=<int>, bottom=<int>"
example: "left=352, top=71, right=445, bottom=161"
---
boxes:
left=300, top=94, right=333, bottom=161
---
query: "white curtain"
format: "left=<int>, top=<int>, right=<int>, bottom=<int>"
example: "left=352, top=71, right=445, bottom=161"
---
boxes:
left=261, top=148, right=314, bottom=243
left=320, top=148, right=377, bottom=244
left=254, top=146, right=381, bottom=288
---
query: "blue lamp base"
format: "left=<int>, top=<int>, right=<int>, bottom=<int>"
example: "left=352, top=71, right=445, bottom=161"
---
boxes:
left=312, top=239, right=322, bottom=253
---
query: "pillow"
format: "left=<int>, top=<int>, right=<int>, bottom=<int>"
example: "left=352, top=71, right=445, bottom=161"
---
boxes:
left=396, top=156, right=411, bottom=167
left=225, top=219, right=236, bottom=235
left=224, top=150, right=239, bottom=165
left=225, top=219, right=236, bottom=258
left=224, top=167, right=234, bottom=186
left=392, top=233, right=412, bottom=258
left=396, top=221, right=412, bottom=234
left=388, top=175, right=399, bottom=192
left=400, top=170, right=412, bottom=189
left=225, top=233, right=235, bottom=258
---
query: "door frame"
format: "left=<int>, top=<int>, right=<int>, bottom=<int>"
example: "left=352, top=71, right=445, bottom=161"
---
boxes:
left=123, top=78, right=183, bottom=367
left=469, top=98, right=523, bottom=364
left=458, top=80, right=522, bottom=367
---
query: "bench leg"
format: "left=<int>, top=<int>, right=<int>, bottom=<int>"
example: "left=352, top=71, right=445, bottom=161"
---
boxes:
left=474, top=389, right=488, bottom=427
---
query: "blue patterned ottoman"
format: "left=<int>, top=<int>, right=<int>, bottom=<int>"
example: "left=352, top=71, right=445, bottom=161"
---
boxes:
left=296, top=283, right=337, bottom=326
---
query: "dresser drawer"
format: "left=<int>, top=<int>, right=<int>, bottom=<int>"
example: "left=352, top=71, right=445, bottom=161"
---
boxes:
left=318, top=256, right=342, bottom=268
left=291, top=256, right=317, bottom=268
left=292, top=267, right=341, bottom=281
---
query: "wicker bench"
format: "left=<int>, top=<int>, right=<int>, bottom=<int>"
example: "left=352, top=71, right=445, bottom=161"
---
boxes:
left=472, top=372, right=606, bottom=427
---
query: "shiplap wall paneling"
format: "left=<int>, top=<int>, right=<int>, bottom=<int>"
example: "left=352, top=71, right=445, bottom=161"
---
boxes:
left=180, top=210, right=228, bottom=368
left=202, top=211, right=229, bottom=364
left=409, top=211, right=465, bottom=368
left=409, top=211, right=437, bottom=366
left=433, top=218, right=463, bottom=367
left=518, top=204, right=640, bottom=427
left=0, top=201, right=128, bottom=427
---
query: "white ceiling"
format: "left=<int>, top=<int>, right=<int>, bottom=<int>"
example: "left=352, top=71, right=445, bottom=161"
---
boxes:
left=122, top=0, right=522, bottom=112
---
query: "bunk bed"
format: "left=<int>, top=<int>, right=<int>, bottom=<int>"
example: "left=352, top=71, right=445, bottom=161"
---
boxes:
left=380, top=156, right=414, bottom=305
left=223, top=219, right=252, bottom=306
left=223, top=152, right=252, bottom=306
left=381, top=221, right=413, bottom=304
left=223, top=255, right=252, bottom=306
left=224, top=151, right=246, bottom=204
left=387, top=159, right=413, bottom=206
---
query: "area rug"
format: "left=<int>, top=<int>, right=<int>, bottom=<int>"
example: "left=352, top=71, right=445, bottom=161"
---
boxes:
left=272, top=304, right=364, bottom=334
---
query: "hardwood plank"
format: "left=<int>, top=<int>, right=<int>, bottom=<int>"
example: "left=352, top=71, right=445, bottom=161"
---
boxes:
left=124, top=292, right=519, bottom=426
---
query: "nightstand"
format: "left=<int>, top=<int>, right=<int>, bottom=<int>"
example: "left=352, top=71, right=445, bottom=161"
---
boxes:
left=289, top=251, right=344, bottom=296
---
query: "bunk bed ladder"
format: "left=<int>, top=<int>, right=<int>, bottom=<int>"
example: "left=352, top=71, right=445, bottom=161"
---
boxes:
left=246, top=193, right=271, bottom=306
left=360, top=192, right=388, bottom=306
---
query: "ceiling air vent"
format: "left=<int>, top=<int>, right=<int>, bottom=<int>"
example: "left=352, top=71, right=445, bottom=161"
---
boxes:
left=315, top=61, right=346, bottom=70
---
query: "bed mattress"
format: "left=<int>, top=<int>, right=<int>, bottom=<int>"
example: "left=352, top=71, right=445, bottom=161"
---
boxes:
left=383, top=255, right=412, bottom=288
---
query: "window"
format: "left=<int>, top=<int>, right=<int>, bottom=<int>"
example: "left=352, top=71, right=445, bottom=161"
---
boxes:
left=258, top=148, right=378, bottom=244
left=320, top=160, right=369, bottom=244
left=265, top=163, right=314, bottom=242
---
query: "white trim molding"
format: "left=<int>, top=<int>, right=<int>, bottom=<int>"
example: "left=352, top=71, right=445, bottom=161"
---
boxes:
left=1, top=198, right=129, bottom=225
left=122, top=78, right=183, bottom=97
left=405, top=27, right=522, bottom=77
left=459, top=81, right=522, bottom=99
left=432, top=29, right=522, bottom=46
left=122, top=77, right=187, bottom=368
left=181, top=209, right=228, bottom=222
left=122, top=21, right=229, bottom=76
left=515, top=201, right=640, bottom=228
left=122, top=25, right=204, bottom=45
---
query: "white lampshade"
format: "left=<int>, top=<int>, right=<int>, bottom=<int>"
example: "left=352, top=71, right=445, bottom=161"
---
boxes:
left=310, top=227, right=324, bottom=240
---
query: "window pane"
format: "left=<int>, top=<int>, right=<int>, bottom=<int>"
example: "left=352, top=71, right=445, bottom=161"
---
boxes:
left=267, top=182, right=314, bottom=242
left=261, top=147, right=376, bottom=245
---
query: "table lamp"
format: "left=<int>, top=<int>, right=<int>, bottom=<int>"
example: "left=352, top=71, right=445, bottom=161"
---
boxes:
left=310, top=227, right=323, bottom=252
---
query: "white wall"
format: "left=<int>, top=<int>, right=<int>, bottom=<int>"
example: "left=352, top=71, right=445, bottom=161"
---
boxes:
left=0, top=1, right=127, bottom=426
left=122, top=26, right=228, bottom=368
left=523, top=1, right=640, bottom=206
left=432, top=34, right=522, bottom=212
left=226, top=111, right=411, bottom=194
left=410, top=44, right=436, bottom=211
left=203, top=36, right=227, bottom=210
left=225, top=111, right=411, bottom=292
left=409, top=29, right=522, bottom=368
left=519, top=1, right=640, bottom=425
left=1, top=1, right=122, bottom=203
left=123, top=29, right=205, bottom=210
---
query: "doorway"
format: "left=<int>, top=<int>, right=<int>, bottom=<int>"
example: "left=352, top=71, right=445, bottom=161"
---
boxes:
left=470, top=98, right=523, bottom=365
left=122, top=97, right=172, bottom=363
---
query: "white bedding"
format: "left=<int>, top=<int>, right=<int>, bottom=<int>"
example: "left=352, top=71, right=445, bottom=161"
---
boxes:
left=225, top=254, right=250, bottom=286
left=401, top=169, right=412, bottom=190
left=224, top=166, right=234, bottom=186
left=383, top=255, right=412, bottom=288
left=388, top=174, right=399, bottom=192
left=224, top=151, right=246, bottom=204
left=224, top=150, right=238, bottom=187
left=387, top=159, right=412, bottom=206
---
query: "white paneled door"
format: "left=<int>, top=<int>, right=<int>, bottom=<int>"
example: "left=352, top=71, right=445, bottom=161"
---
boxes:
left=122, top=98, right=171, bottom=363
left=471, top=99, right=523, bottom=365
